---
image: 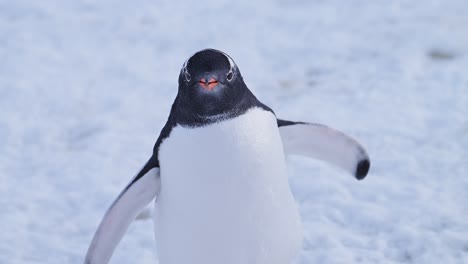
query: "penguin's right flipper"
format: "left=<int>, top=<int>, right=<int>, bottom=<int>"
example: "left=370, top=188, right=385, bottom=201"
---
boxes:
left=84, top=162, right=161, bottom=264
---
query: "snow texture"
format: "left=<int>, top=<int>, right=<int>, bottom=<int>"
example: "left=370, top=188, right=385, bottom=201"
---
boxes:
left=0, top=0, right=467, bottom=263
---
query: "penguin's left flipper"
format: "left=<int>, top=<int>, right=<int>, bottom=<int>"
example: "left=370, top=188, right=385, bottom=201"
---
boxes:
left=277, top=119, right=370, bottom=180
left=84, top=162, right=161, bottom=264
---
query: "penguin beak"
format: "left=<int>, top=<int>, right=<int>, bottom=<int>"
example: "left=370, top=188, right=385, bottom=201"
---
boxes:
left=198, top=76, right=219, bottom=91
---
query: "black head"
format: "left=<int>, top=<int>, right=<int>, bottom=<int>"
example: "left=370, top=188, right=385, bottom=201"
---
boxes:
left=174, top=49, right=256, bottom=126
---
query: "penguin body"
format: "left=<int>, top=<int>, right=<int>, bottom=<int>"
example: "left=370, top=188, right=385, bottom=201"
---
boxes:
left=84, top=49, right=370, bottom=264
left=155, top=107, right=301, bottom=263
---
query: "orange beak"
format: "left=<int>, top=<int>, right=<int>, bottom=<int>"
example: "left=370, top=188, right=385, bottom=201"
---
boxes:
left=198, top=77, right=219, bottom=90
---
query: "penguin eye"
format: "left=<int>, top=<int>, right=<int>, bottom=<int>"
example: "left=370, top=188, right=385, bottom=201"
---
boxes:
left=184, top=71, right=191, bottom=82
left=226, top=71, right=233, bottom=81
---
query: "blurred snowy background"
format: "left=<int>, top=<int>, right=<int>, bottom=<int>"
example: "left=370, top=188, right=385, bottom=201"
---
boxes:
left=1, top=0, right=467, bottom=263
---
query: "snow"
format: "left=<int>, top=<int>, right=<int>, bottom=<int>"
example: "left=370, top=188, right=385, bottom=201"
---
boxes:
left=0, top=0, right=467, bottom=263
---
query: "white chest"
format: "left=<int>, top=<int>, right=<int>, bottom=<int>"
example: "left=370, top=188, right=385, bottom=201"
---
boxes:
left=155, top=108, right=302, bottom=264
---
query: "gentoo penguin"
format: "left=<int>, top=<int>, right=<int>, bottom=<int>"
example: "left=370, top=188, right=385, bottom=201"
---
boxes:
left=84, top=49, right=370, bottom=264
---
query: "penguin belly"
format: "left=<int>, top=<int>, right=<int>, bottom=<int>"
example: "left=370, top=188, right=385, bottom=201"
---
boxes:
left=155, top=108, right=302, bottom=264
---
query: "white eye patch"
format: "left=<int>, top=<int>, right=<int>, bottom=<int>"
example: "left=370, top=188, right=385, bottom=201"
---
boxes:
left=218, top=50, right=236, bottom=72
left=181, top=59, right=191, bottom=81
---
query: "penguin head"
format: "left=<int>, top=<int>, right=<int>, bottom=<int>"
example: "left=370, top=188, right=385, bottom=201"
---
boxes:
left=176, top=49, right=247, bottom=117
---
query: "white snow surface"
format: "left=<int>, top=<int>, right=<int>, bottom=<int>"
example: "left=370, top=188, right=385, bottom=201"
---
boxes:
left=0, top=0, right=467, bottom=263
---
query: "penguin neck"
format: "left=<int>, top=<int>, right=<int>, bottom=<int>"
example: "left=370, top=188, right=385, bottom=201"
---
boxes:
left=173, top=88, right=270, bottom=127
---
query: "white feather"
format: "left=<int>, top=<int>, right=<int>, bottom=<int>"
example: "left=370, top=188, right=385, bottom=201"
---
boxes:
left=279, top=123, right=369, bottom=177
left=84, top=168, right=160, bottom=264
left=156, top=108, right=302, bottom=264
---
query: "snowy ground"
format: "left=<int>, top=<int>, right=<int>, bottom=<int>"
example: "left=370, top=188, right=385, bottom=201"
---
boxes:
left=1, top=0, right=468, bottom=263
